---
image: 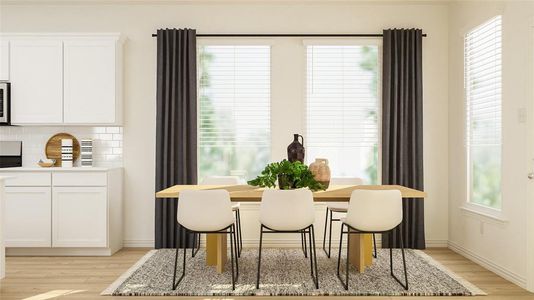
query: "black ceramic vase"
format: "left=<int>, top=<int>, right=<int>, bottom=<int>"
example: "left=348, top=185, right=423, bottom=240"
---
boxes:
left=287, top=134, right=305, bottom=163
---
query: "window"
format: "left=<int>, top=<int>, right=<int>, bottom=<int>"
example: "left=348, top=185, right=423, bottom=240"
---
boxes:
left=306, top=44, right=380, bottom=184
left=465, top=16, right=502, bottom=210
left=198, top=45, right=271, bottom=181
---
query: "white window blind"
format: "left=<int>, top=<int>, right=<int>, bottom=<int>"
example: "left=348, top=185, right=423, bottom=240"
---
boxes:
left=306, top=44, right=380, bottom=183
left=198, top=45, right=271, bottom=181
left=465, top=15, right=502, bottom=209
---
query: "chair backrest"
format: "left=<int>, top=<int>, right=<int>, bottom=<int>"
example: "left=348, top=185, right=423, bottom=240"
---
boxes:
left=177, top=190, right=234, bottom=232
left=345, top=189, right=402, bottom=232
left=201, top=176, right=241, bottom=185
left=259, top=189, right=315, bottom=231
left=330, top=177, right=364, bottom=185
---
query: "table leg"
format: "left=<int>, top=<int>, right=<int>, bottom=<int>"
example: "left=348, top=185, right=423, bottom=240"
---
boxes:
left=206, top=233, right=227, bottom=273
left=348, top=233, right=373, bottom=272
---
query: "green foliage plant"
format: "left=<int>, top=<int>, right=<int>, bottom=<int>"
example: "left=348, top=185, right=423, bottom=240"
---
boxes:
left=247, top=159, right=326, bottom=191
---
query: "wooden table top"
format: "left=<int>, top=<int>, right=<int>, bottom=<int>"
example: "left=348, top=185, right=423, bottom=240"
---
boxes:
left=155, top=184, right=426, bottom=202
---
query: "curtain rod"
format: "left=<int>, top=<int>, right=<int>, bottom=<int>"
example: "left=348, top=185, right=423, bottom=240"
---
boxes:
left=151, top=33, right=427, bottom=38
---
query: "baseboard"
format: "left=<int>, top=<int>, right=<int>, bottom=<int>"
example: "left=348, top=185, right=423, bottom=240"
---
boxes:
left=447, top=240, right=526, bottom=288
left=6, top=247, right=115, bottom=256
left=123, top=238, right=448, bottom=248
left=123, top=239, right=155, bottom=247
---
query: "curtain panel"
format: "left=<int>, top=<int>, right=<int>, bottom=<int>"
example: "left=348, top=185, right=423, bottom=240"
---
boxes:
left=381, top=29, right=425, bottom=249
left=155, top=28, right=198, bottom=249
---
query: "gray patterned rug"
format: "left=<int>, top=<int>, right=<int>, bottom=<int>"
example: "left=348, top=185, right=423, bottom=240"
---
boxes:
left=102, top=248, right=485, bottom=296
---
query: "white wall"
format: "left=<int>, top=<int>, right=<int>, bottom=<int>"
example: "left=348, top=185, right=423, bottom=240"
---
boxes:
left=0, top=1, right=449, bottom=248
left=448, top=0, right=534, bottom=289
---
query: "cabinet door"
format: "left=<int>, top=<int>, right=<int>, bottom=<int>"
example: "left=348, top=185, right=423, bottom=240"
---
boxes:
left=63, top=40, right=116, bottom=124
left=0, top=39, right=9, bottom=81
left=52, top=186, right=107, bottom=247
left=10, top=40, right=63, bottom=124
left=4, top=187, right=52, bottom=247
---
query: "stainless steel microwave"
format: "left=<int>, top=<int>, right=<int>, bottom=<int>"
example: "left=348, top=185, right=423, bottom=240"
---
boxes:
left=0, top=82, right=10, bottom=125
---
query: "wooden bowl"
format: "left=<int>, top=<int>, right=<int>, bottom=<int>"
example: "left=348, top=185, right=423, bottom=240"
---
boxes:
left=38, top=161, right=55, bottom=168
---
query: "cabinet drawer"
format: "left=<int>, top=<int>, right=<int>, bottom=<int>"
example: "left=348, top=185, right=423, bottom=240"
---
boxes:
left=53, top=172, right=107, bottom=186
left=0, top=172, right=51, bottom=186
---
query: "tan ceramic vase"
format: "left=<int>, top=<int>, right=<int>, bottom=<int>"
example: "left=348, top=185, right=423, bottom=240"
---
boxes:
left=309, top=158, right=331, bottom=188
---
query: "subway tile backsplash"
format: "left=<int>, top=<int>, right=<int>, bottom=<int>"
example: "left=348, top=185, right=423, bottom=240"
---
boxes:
left=0, top=127, right=123, bottom=167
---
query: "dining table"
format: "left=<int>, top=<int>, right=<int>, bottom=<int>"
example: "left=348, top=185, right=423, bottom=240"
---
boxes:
left=155, top=184, right=426, bottom=273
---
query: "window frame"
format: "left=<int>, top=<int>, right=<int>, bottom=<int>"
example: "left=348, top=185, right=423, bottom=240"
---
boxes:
left=302, top=38, right=383, bottom=183
left=463, top=15, right=505, bottom=219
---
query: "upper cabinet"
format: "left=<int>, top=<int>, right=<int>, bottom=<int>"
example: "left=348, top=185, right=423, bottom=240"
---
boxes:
left=63, top=39, right=120, bottom=124
left=0, top=39, right=9, bottom=81
left=10, top=40, right=64, bottom=124
left=2, top=34, right=123, bottom=126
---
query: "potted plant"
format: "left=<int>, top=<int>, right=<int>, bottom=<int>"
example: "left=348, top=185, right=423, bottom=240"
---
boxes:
left=247, top=159, right=326, bottom=191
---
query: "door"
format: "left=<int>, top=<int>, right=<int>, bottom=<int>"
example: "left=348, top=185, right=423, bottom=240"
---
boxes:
left=4, top=187, right=52, bottom=247
left=52, top=186, right=107, bottom=247
left=9, top=40, right=63, bottom=124
left=63, top=39, right=116, bottom=124
left=0, top=39, right=9, bottom=81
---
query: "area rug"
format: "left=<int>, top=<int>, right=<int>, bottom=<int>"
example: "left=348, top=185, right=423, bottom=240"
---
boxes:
left=102, top=248, right=485, bottom=296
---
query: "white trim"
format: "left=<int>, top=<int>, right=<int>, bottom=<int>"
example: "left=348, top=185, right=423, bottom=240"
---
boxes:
left=448, top=241, right=526, bottom=289
left=460, top=203, right=508, bottom=224
left=6, top=247, right=116, bottom=256
left=197, top=38, right=274, bottom=46
left=302, top=38, right=382, bottom=46
left=525, top=18, right=534, bottom=293
left=123, top=239, right=155, bottom=248
left=121, top=238, right=448, bottom=248
left=101, top=249, right=157, bottom=295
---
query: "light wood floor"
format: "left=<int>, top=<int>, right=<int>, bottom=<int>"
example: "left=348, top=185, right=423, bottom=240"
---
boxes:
left=0, top=248, right=532, bottom=299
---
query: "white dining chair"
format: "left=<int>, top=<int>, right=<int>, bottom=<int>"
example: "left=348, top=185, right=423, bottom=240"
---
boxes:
left=336, top=189, right=408, bottom=290
left=322, top=177, right=378, bottom=259
left=256, top=189, right=319, bottom=289
left=174, top=189, right=239, bottom=290
left=199, top=176, right=243, bottom=257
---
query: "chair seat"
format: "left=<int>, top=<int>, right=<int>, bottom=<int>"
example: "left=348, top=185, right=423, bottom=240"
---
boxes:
left=327, top=203, right=348, bottom=212
left=232, top=203, right=240, bottom=211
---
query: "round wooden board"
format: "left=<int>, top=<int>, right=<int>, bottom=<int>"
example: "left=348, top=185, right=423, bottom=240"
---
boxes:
left=45, top=133, right=80, bottom=167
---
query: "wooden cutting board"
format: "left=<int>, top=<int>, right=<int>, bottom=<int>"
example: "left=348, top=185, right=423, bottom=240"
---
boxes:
left=45, top=133, right=80, bottom=167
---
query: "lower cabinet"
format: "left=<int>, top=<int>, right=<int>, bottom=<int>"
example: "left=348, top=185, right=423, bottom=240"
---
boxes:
left=52, top=186, right=107, bottom=247
left=4, top=187, right=52, bottom=247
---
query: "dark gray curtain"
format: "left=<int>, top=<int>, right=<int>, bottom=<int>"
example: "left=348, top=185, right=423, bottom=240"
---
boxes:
left=155, top=28, right=197, bottom=249
left=381, top=29, right=425, bottom=249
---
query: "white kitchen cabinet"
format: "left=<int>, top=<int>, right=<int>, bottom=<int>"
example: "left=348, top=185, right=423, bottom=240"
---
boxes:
left=63, top=39, right=120, bottom=124
left=2, top=33, right=123, bottom=125
left=9, top=40, right=63, bottom=124
left=0, top=40, right=9, bottom=80
left=52, top=186, right=107, bottom=247
left=4, top=187, right=52, bottom=247
left=0, top=168, right=123, bottom=256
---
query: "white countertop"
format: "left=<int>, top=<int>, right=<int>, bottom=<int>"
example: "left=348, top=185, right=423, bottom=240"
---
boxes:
left=0, top=167, right=122, bottom=172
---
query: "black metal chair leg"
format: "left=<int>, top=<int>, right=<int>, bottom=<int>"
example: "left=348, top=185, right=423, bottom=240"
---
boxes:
left=372, top=233, right=377, bottom=258
left=336, top=223, right=343, bottom=277
left=322, top=207, right=329, bottom=257
left=390, top=229, right=409, bottom=290
left=307, top=228, right=314, bottom=280
left=229, top=226, right=236, bottom=290
left=172, top=229, right=187, bottom=290
left=192, top=233, right=200, bottom=257
left=237, top=209, right=243, bottom=257
left=256, top=225, right=263, bottom=289
left=300, top=232, right=308, bottom=258
left=233, top=224, right=240, bottom=280
left=327, top=210, right=333, bottom=258
left=336, top=223, right=349, bottom=290
left=311, top=225, right=319, bottom=289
